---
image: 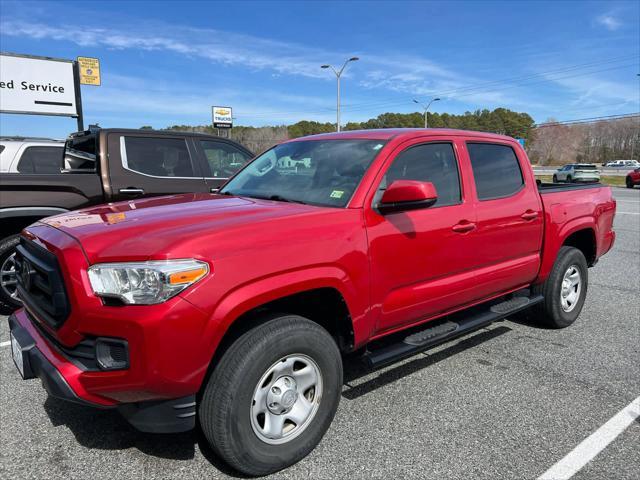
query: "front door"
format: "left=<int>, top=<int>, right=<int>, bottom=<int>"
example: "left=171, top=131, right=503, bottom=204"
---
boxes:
left=365, top=138, right=480, bottom=334
left=107, top=133, right=208, bottom=201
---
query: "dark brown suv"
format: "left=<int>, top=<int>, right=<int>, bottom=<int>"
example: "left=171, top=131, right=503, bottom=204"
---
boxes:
left=0, top=127, right=253, bottom=313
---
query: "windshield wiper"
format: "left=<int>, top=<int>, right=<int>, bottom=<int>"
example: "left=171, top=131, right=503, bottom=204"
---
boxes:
left=250, top=194, right=307, bottom=205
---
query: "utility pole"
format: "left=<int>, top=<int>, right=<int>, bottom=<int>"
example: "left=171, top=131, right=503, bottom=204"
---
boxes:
left=321, top=57, right=359, bottom=132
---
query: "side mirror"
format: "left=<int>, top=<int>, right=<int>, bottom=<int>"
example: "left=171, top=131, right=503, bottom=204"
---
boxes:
left=378, top=180, right=438, bottom=214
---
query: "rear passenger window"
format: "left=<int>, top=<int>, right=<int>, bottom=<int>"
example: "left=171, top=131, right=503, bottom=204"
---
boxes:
left=467, top=143, right=523, bottom=200
left=121, top=137, right=197, bottom=177
left=379, top=143, right=461, bottom=207
left=17, top=146, right=63, bottom=174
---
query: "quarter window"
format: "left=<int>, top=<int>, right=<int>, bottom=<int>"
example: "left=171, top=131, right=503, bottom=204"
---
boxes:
left=121, top=137, right=196, bottom=177
left=467, top=143, right=524, bottom=200
left=377, top=143, right=461, bottom=207
left=199, top=141, right=252, bottom=178
left=17, top=146, right=63, bottom=174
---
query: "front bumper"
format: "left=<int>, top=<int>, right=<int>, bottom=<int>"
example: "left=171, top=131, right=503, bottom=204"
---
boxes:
left=8, top=314, right=105, bottom=408
left=8, top=312, right=197, bottom=433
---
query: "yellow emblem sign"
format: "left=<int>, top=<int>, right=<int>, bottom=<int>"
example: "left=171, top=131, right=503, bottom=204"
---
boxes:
left=77, top=57, right=101, bottom=86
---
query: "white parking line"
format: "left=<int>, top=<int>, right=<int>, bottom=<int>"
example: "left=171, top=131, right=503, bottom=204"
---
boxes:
left=538, top=396, right=640, bottom=480
left=0, top=341, right=10, bottom=347
left=616, top=211, right=640, bottom=215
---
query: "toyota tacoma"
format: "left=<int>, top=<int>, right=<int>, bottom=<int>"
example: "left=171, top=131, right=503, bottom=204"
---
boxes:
left=9, top=129, right=616, bottom=475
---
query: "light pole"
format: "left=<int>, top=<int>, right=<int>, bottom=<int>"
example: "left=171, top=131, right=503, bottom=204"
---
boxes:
left=321, top=57, right=359, bottom=132
left=413, top=97, right=440, bottom=128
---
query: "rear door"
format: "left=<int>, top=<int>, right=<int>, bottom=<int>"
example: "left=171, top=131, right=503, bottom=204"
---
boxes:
left=463, top=140, right=543, bottom=299
left=107, top=133, right=208, bottom=201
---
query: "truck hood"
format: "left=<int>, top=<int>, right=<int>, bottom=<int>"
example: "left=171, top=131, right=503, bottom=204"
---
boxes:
left=40, top=193, right=331, bottom=263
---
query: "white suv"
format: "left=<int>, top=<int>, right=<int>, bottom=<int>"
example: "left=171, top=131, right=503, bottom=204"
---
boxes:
left=553, top=164, right=600, bottom=183
left=605, top=160, right=640, bottom=168
left=0, top=137, right=64, bottom=174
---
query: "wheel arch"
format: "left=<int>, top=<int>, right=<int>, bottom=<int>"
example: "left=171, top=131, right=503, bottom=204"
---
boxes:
left=195, top=269, right=363, bottom=393
left=562, top=227, right=597, bottom=266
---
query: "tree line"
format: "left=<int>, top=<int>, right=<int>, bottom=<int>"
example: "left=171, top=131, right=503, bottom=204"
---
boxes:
left=153, top=108, right=638, bottom=164
left=527, top=116, right=639, bottom=165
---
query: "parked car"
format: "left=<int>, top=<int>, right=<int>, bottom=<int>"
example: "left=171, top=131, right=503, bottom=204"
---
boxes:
left=9, top=129, right=616, bottom=475
left=0, top=137, right=64, bottom=173
left=0, top=128, right=253, bottom=313
left=626, top=168, right=640, bottom=188
left=552, top=163, right=600, bottom=183
left=605, top=160, right=640, bottom=168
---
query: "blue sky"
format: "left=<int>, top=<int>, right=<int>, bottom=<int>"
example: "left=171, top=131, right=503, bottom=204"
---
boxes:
left=0, top=0, right=638, bottom=138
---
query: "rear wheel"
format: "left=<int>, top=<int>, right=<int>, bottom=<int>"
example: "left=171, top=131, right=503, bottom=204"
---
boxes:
left=0, top=235, right=21, bottom=315
left=199, top=315, right=343, bottom=476
left=566, top=175, right=572, bottom=183
left=627, top=177, right=634, bottom=188
left=531, top=246, right=588, bottom=328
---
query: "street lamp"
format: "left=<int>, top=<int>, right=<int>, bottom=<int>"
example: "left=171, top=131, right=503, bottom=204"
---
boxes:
left=321, top=56, right=359, bottom=132
left=413, top=97, right=440, bottom=128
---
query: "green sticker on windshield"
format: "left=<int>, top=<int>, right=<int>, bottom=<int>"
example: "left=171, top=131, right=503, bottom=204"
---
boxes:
left=330, top=190, right=345, bottom=199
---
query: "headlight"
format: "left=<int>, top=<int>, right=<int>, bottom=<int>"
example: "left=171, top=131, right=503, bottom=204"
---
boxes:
left=88, top=259, right=209, bottom=305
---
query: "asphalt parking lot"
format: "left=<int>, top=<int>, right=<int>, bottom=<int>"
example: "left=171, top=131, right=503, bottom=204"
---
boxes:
left=1, top=188, right=638, bottom=480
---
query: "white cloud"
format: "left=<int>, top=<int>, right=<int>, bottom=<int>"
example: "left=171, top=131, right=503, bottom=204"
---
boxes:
left=1, top=20, right=339, bottom=79
left=595, top=14, right=622, bottom=31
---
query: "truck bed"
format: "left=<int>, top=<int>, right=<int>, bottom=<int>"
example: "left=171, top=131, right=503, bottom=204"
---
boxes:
left=537, top=182, right=604, bottom=193
left=0, top=173, right=104, bottom=211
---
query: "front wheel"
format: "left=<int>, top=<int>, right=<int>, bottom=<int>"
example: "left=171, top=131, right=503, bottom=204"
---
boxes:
left=552, top=174, right=558, bottom=183
left=531, top=246, right=588, bottom=328
left=627, top=177, right=634, bottom=188
left=199, top=315, right=343, bottom=476
left=0, top=235, right=21, bottom=315
left=566, top=175, right=572, bottom=183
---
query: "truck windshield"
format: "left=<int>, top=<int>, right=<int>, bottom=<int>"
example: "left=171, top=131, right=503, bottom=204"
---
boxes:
left=220, top=139, right=386, bottom=207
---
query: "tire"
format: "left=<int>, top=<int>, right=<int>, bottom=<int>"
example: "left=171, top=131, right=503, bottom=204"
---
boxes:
left=0, top=235, right=21, bottom=315
left=552, top=174, right=558, bottom=183
left=531, top=246, right=588, bottom=328
left=566, top=175, right=572, bottom=183
left=199, top=315, right=343, bottom=476
left=627, top=177, right=634, bottom=188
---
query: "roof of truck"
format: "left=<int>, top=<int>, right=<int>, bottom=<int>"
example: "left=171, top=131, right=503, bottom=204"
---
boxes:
left=286, top=128, right=517, bottom=143
left=69, top=128, right=237, bottom=139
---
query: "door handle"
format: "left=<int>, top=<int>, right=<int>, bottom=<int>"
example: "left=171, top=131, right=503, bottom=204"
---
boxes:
left=119, top=188, right=145, bottom=195
left=452, top=221, right=476, bottom=233
left=521, top=210, right=539, bottom=221
left=210, top=188, right=219, bottom=193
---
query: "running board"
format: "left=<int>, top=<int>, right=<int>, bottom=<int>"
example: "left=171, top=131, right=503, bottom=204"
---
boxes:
left=363, top=295, right=543, bottom=369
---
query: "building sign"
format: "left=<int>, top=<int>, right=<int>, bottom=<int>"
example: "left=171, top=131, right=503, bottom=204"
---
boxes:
left=0, top=53, right=77, bottom=116
left=212, top=106, right=233, bottom=128
left=77, top=56, right=101, bottom=86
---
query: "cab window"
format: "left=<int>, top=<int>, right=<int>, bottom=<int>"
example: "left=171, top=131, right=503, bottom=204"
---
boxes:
left=121, top=137, right=197, bottom=177
left=375, top=142, right=461, bottom=207
left=199, top=141, right=252, bottom=178
left=467, top=143, right=524, bottom=200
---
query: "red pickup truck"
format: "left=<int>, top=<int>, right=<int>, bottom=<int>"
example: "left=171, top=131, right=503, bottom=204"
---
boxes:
left=9, top=129, right=615, bottom=475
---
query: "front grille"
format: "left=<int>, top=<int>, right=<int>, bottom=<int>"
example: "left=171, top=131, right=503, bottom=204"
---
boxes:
left=15, top=237, right=70, bottom=329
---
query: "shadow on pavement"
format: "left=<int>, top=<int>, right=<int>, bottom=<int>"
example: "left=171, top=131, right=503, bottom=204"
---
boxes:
left=341, top=325, right=512, bottom=400
left=43, top=397, right=248, bottom=478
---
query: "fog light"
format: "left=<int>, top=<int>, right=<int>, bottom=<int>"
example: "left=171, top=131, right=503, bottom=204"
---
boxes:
left=95, top=338, right=129, bottom=370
